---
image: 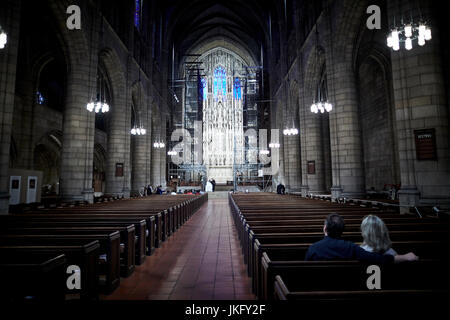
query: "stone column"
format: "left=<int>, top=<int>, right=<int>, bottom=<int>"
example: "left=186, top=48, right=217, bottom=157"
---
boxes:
left=389, top=1, right=450, bottom=211
left=0, top=0, right=21, bottom=213
left=151, top=110, right=161, bottom=186
left=131, top=114, right=148, bottom=195
left=59, top=63, right=95, bottom=203
left=145, top=103, right=152, bottom=186
left=105, top=57, right=130, bottom=198
left=282, top=129, right=290, bottom=188
left=304, top=110, right=327, bottom=194
left=298, top=78, right=310, bottom=196
left=328, top=60, right=365, bottom=198
left=159, top=113, right=167, bottom=187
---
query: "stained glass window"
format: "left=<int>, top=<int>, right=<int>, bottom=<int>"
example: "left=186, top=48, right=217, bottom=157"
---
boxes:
left=134, top=0, right=141, bottom=29
left=201, top=78, right=207, bottom=100
left=213, top=66, right=226, bottom=99
left=233, top=77, right=241, bottom=100
left=36, top=91, right=45, bottom=105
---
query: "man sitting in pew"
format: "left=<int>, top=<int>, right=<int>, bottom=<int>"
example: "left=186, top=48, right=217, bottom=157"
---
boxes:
left=360, top=215, right=397, bottom=256
left=305, top=214, right=418, bottom=264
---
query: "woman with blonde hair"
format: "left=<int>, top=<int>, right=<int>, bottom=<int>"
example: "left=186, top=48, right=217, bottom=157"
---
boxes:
left=360, top=215, right=397, bottom=256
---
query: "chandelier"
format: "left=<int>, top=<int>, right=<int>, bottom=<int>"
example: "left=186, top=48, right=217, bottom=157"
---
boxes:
left=131, top=126, right=146, bottom=135
left=130, top=105, right=146, bottom=135
left=0, top=26, right=7, bottom=49
left=167, top=150, right=177, bottom=156
left=259, top=149, right=269, bottom=155
left=86, top=100, right=109, bottom=113
left=310, top=101, right=333, bottom=114
left=153, top=141, right=165, bottom=149
left=283, top=128, right=298, bottom=136
left=387, top=22, right=431, bottom=51
left=269, top=142, right=280, bottom=148
left=86, top=71, right=110, bottom=113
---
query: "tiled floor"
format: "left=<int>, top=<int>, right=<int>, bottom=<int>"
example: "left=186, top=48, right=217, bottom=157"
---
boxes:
left=103, top=198, right=255, bottom=300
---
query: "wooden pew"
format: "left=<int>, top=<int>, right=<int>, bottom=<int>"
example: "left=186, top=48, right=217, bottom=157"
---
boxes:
left=247, top=229, right=449, bottom=282
left=0, top=232, right=121, bottom=293
left=259, top=240, right=449, bottom=300
left=1, top=225, right=135, bottom=277
left=273, top=260, right=450, bottom=300
left=0, top=241, right=100, bottom=300
left=0, top=253, right=67, bottom=302
left=1, top=216, right=147, bottom=265
left=274, top=276, right=448, bottom=302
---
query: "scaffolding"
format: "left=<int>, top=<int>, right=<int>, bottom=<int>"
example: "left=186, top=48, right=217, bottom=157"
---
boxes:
left=168, top=58, right=273, bottom=191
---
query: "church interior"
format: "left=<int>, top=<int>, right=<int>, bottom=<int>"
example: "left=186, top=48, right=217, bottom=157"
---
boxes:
left=0, top=0, right=449, bottom=310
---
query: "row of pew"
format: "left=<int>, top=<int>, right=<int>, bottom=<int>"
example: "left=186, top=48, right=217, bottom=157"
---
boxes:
left=229, top=193, right=450, bottom=302
left=0, top=194, right=208, bottom=302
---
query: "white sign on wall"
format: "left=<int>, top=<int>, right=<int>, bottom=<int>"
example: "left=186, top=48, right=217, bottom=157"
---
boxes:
left=9, top=176, right=21, bottom=205
left=26, top=176, right=38, bottom=204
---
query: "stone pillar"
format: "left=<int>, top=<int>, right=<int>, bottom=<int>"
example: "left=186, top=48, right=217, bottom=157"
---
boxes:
left=60, top=65, right=95, bottom=203
left=159, top=114, right=167, bottom=187
left=328, top=60, right=365, bottom=198
left=145, top=106, right=152, bottom=186
left=105, top=92, right=131, bottom=197
left=151, top=110, right=161, bottom=186
left=0, top=0, right=21, bottom=213
left=131, top=133, right=148, bottom=195
left=389, top=1, right=450, bottom=211
left=282, top=130, right=290, bottom=188
left=304, top=111, right=327, bottom=194
left=131, top=91, right=149, bottom=195
left=298, top=80, right=310, bottom=197
left=284, top=133, right=301, bottom=192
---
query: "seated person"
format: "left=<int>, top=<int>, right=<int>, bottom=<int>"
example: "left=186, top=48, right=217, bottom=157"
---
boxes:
left=276, top=183, right=285, bottom=194
left=360, top=215, right=397, bottom=256
left=305, top=213, right=418, bottom=264
left=156, top=186, right=163, bottom=195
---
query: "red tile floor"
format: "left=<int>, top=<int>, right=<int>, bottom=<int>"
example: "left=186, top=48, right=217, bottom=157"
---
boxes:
left=102, top=198, right=255, bottom=300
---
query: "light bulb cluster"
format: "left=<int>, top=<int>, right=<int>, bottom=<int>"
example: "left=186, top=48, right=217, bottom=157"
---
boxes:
left=283, top=128, right=299, bottom=136
left=0, top=27, right=7, bottom=49
left=387, top=22, right=431, bottom=51
left=130, top=126, right=146, bottom=135
left=269, top=142, right=280, bottom=148
left=259, top=149, right=270, bottom=155
left=86, top=101, right=110, bottom=113
left=167, top=150, right=177, bottom=156
left=153, top=142, right=165, bottom=149
left=310, top=101, right=333, bottom=114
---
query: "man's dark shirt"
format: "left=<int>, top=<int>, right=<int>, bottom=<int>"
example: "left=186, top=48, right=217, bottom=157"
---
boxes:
left=305, top=236, right=394, bottom=264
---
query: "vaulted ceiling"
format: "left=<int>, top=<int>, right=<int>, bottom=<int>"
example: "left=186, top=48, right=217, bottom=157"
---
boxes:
left=159, top=0, right=279, bottom=66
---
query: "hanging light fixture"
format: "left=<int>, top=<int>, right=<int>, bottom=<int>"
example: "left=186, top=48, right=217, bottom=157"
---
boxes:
left=86, top=15, right=110, bottom=113
left=153, top=141, right=165, bottom=149
left=87, top=71, right=110, bottom=113
left=131, top=125, right=146, bottom=135
left=0, top=26, right=7, bottom=49
left=282, top=128, right=299, bottom=136
left=167, top=150, right=177, bottom=156
left=309, top=25, right=333, bottom=114
left=153, top=132, right=165, bottom=148
left=310, top=101, right=333, bottom=114
left=259, top=149, right=269, bottom=155
left=387, top=9, right=431, bottom=52
left=269, top=142, right=280, bottom=148
left=387, top=23, right=431, bottom=51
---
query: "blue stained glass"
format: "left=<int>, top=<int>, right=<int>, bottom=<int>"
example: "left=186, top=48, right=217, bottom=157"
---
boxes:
left=134, top=0, right=141, bottom=28
left=213, top=67, right=226, bottom=100
left=36, top=91, right=45, bottom=105
left=201, top=78, right=207, bottom=100
left=233, top=77, right=241, bottom=100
